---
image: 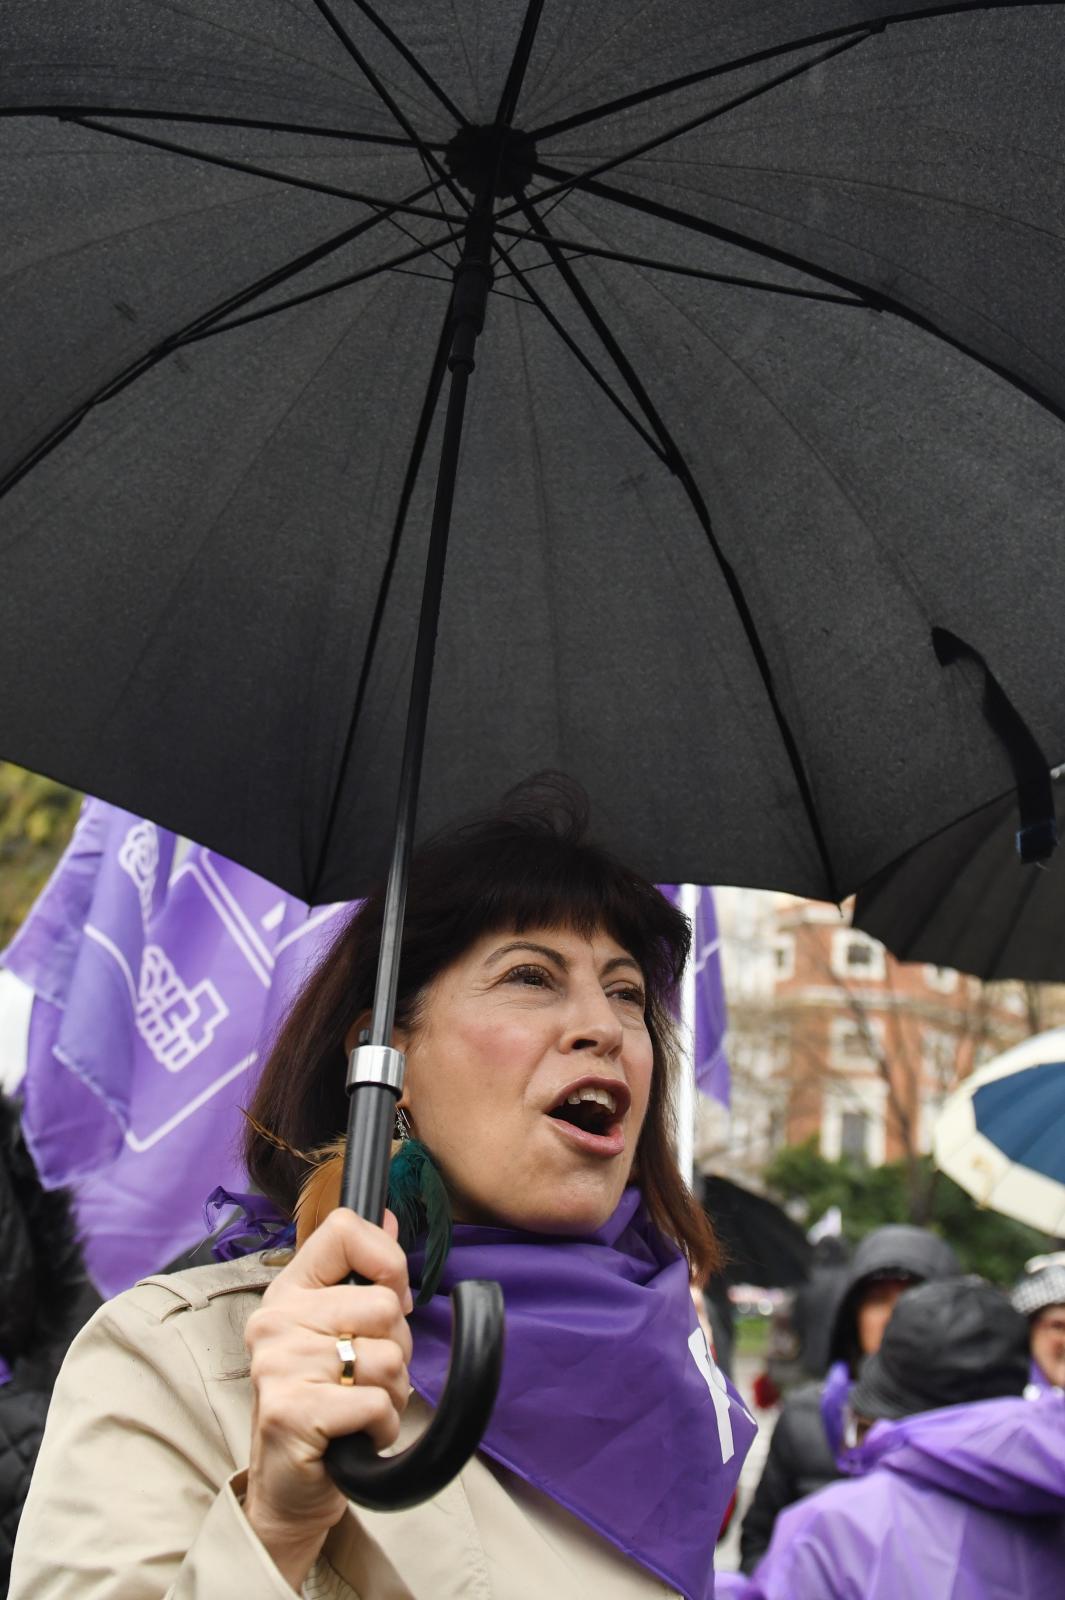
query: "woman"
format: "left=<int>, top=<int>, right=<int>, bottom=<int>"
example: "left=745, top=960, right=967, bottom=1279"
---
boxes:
left=1012, top=1259, right=1065, bottom=1394
left=10, top=788, right=755, bottom=1599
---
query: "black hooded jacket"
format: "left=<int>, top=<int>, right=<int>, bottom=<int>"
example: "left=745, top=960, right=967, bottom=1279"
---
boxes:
left=738, top=1225, right=960, bottom=1574
left=0, top=1097, right=99, bottom=1594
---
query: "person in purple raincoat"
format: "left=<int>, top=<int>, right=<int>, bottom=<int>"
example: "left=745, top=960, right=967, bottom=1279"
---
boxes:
left=11, top=786, right=755, bottom=1600
left=724, top=1276, right=1065, bottom=1600
left=738, top=1222, right=959, bottom=1571
left=1012, top=1260, right=1065, bottom=1396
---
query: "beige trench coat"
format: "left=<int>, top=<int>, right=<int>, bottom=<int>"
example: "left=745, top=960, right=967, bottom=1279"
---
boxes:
left=10, top=1253, right=682, bottom=1599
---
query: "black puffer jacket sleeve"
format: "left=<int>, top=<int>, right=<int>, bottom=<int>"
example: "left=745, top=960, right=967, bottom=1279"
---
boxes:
left=0, top=1384, right=51, bottom=1595
left=738, top=1381, right=839, bottom=1574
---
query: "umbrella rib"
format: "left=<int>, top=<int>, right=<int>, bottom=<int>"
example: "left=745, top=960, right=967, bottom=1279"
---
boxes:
left=0, top=105, right=438, bottom=148
left=495, top=0, right=547, bottom=129
left=487, top=239, right=670, bottom=463
left=518, top=198, right=840, bottom=897
left=0, top=184, right=448, bottom=502
left=527, top=2, right=1064, bottom=142
left=307, top=299, right=453, bottom=901
left=63, top=113, right=466, bottom=224
left=310, top=0, right=470, bottom=215
left=976, top=840, right=1048, bottom=979
left=179, top=229, right=462, bottom=345
left=493, top=224, right=867, bottom=306
left=507, top=27, right=879, bottom=209
left=532, top=168, right=1065, bottom=427
left=344, top=0, right=467, bottom=125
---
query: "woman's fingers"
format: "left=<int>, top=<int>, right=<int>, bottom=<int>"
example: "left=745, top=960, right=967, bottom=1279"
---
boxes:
left=335, top=1335, right=411, bottom=1414
left=278, top=1206, right=412, bottom=1310
left=250, top=1284, right=413, bottom=1361
left=249, top=1329, right=411, bottom=1413
left=256, top=1375, right=405, bottom=1455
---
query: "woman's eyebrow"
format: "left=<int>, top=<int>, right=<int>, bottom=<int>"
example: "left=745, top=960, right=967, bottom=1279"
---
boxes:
left=486, top=940, right=568, bottom=969
left=485, top=942, right=643, bottom=980
left=601, top=955, right=643, bottom=979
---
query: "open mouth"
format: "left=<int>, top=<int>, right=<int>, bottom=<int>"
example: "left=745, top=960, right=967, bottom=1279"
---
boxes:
left=546, top=1079, right=630, bottom=1146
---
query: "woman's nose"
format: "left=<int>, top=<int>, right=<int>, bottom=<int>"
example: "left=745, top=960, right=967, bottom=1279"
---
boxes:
left=561, top=985, right=624, bottom=1057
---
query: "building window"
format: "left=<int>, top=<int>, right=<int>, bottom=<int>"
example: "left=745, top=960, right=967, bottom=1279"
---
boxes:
left=924, top=1028, right=959, bottom=1086
left=831, top=930, right=886, bottom=981
left=840, top=1110, right=870, bottom=1164
left=773, top=936, right=795, bottom=980
left=822, top=1083, right=887, bottom=1166
left=923, top=965, right=958, bottom=994
left=830, top=1014, right=884, bottom=1064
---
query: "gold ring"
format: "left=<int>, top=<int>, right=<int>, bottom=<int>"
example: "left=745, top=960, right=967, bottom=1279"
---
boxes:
left=336, top=1336, right=357, bottom=1386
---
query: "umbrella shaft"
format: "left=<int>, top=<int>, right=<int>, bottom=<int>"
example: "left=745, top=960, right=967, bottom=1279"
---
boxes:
left=342, top=202, right=494, bottom=1223
left=366, top=354, right=475, bottom=1057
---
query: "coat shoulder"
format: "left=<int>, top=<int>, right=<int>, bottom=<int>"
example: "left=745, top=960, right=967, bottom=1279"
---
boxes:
left=82, top=1253, right=286, bottom=1387
left=131, top=1251, right=285, bottom=1320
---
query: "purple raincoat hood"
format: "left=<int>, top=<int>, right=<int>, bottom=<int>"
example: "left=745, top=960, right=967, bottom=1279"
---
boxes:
left=725, top=1394, right=1065, bottom=1600
left=842, top=1391, right=1065, bottom=1515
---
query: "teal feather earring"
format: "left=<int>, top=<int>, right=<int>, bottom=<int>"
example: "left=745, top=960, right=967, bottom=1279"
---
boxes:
left=387, top=1108, right=453, bottom=1306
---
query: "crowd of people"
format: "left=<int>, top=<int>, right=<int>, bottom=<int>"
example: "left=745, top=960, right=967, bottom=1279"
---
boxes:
left=720, top=1248, right=1065, bottom=1597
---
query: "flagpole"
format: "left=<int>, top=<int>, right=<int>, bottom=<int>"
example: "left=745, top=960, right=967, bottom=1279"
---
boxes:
left=678, top=881, right=698, bottom=1187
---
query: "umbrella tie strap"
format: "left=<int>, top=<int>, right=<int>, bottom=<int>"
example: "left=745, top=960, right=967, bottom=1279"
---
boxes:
left=933, top=627, right=1057, bottom=863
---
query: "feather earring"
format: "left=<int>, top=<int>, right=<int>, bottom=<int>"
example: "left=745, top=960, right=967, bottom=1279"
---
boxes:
left=387, top=1115, right=453, bottom=1306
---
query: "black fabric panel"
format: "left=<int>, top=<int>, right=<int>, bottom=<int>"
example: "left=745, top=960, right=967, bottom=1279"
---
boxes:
left=854, top=775, right=1065, bottom=980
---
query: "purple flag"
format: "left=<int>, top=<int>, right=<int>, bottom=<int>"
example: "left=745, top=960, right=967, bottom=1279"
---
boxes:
left=1, top=800, right=347, bottom=1295
left=660, top=884, right=730, bottom=1107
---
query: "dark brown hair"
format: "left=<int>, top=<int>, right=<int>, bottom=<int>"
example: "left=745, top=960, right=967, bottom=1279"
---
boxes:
left=244, top=778, right=721, bottom=1280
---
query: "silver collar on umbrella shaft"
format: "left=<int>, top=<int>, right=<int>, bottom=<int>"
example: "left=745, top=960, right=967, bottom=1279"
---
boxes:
left=346, top=1044, right=405, bottom=1094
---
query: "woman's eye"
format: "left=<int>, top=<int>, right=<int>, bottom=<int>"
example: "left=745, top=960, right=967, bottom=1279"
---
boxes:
left=504, top=964, right=552, bottom=988
left=610, top=985, right=646, bottom=1007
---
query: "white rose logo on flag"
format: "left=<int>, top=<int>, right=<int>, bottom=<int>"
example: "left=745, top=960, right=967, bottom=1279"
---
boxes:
left=118, top=820, right=160, bottom=923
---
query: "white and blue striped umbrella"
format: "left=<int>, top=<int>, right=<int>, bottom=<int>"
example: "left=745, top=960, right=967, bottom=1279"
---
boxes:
left=934, top=1028, right=1065, bottom=1235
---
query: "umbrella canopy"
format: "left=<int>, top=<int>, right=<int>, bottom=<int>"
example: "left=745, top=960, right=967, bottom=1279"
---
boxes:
left=933, top=1027, right=1065, bottom=1235
left=2, top=3, right=1065, bottom=902
left=854, top=770, right=1065, bottom=982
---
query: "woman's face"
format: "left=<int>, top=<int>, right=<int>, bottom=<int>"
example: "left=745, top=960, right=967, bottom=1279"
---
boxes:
left=1031, top=1304, right=1065, bottom=1388
left=395, top=924, right=656, bottom=1235
left=856, top=1277, right=914, bottom=1356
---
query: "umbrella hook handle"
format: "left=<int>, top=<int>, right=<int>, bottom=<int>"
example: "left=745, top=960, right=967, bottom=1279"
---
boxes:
left=322, top=1063, right=505, bottom=1508
left=324, top=1275, right=505, bottom=1510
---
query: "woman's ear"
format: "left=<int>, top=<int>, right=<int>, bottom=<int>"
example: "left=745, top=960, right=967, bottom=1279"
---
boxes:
left=343, top=1010, right=372, bottom=1054
left=344, top=1010, right=411, bottom=1056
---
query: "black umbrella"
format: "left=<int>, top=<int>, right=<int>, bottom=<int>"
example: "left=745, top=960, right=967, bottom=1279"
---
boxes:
left=700, top=1175, right=812, bottom=1289
left=4, top=0, right=1065, bottom=1504
left=854, top=770, right=1065, bottom=982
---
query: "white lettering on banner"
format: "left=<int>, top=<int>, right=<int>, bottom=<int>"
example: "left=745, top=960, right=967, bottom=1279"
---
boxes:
left=688, top=1327, right=735, bottom=1463
left=136, top=945, right=228, bottom=1072
left=119, top=821, right=160, bottom=922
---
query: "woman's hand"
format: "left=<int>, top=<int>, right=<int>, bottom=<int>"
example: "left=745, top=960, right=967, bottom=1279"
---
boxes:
left=243, top=1208, right=414, bottom=1590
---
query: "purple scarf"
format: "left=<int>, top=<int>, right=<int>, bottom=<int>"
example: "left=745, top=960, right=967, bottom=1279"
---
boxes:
left=1026, top=1356, right=1062, bottom=1396
left=408, top=1188, right=756, bottom=1600
left=820, top=1359, right=852, bottom=1458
